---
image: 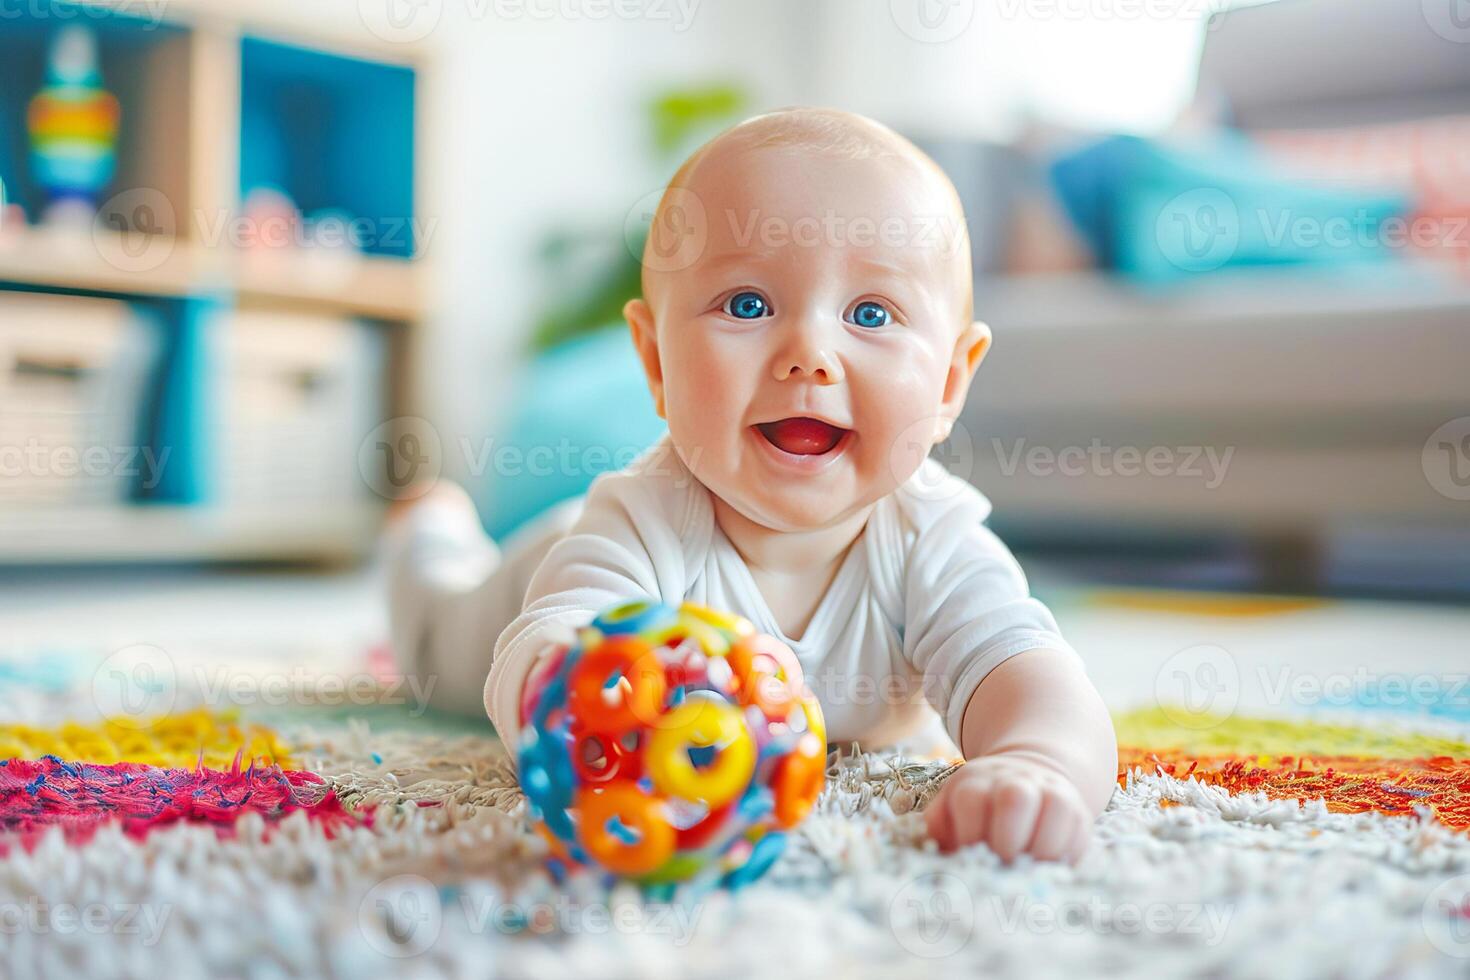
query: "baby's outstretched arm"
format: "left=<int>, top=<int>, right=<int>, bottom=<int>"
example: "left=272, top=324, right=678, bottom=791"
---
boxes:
left=484, top=439, right=699, bottom=748
left=924, top=647, right=1116, bottom=862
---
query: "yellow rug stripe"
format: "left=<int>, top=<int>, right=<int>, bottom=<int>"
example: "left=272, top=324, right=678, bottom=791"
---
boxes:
left=0, top=709, right=294, bottom=769
left=1089, top=590, right=1327, bottom=618
left=1116, top=706, right=1470, bottom=760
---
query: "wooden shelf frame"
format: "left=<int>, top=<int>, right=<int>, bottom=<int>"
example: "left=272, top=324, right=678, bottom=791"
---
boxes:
left=0, top=224, right=424, bottom=321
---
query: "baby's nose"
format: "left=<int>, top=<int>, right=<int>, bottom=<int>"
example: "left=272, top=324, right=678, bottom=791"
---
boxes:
left=772, top=325, right=844, bottom=384
left=773, top=350, right=843, bottom=384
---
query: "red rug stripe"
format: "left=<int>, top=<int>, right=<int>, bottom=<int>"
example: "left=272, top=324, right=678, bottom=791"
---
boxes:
left=0, top=755, right=364, bottom=853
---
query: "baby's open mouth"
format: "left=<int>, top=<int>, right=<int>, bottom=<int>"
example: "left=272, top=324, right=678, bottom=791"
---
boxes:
left=755, top=417, right=850, bottom=456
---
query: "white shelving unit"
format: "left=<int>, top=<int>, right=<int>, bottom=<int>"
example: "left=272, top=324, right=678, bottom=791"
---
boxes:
left=0, top=1, right=434, bottom=564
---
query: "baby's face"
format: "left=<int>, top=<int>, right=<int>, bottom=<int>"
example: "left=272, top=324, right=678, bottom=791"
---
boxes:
left=632, top=144, right=984, bottom=533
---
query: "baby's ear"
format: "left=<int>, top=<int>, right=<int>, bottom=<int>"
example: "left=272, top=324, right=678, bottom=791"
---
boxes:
left=939, top=320, right=991, bottom=422
left=624, top=298, right=666, bottom=419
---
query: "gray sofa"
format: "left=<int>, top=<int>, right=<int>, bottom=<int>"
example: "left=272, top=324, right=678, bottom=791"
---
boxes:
left=952, top=0, right=1470, bottom=593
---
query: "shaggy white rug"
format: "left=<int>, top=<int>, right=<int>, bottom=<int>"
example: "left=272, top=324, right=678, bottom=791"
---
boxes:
left=4, top=720, right=1470, bottom=980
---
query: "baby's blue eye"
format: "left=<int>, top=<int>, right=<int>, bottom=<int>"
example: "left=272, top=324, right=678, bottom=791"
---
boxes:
left=725, top=291, right=770, bottom=319
left=849, top=300, right=891, bottom=329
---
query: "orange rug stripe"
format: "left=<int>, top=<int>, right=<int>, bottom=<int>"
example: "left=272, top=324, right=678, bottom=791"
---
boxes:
left=1120, top=748, right=1470, bottom=829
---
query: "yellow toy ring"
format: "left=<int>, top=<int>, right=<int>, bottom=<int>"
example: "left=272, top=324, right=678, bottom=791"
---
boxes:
left=678, top=602, right=754, bottom=639
left=646, top=611, right=731, bottom=658
left=795, top=689, right=827, bottom=748
left=646, top=700, right=755, bottom=807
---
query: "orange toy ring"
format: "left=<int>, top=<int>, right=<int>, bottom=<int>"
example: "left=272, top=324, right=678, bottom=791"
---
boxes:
left=772, top=732, right=826, bottom=828
left=574, top=782, right=675, bottom=876
left=568, top=636, right=667, bottom=733
left=728, top=634, right=803, bottom=717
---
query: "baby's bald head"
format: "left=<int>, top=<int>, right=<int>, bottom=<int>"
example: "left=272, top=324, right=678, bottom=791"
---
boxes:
left=639, top=107, right=974, bottom=328
left=621, top=108, right=993, bottom=533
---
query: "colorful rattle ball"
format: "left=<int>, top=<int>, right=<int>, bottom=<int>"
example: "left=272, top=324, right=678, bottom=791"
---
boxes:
left=517, top=599, right=827, bottom=892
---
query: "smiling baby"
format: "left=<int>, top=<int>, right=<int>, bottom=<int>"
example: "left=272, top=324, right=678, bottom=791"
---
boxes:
left=388, top=107, right=1117, bottom=862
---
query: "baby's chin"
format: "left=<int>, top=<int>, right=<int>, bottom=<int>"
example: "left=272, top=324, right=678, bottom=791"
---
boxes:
left=669, top=432, right=889, bottom=532
left=710, top=477, right=885, bottom=535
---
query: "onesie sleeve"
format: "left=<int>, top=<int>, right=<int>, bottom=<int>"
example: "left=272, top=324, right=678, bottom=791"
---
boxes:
left=484, top=437, right=702, bottom=750
left=899, top=464, right=1078, bottom=753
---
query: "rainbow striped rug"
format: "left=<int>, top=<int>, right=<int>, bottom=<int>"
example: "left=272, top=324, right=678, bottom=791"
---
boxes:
left=2, top=657, right=1469, bottom=976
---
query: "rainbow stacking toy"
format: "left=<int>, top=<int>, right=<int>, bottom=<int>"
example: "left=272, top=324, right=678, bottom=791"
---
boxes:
left=27, top=25, right=120, bottom=209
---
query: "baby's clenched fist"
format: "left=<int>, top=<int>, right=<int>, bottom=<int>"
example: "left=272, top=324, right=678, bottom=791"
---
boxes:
left=924, top=755, right=1092, bottom=863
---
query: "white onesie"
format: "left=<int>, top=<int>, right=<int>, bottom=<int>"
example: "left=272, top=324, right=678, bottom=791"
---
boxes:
left=387, top=434, right=1075, bottom=756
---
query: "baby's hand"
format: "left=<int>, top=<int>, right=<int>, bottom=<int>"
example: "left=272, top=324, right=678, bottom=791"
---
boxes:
left=924, top=755, right=1091, bottom=863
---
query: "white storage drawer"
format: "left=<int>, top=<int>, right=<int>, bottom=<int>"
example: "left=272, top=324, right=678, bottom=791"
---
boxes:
left=0, top=293, right=160, bottom=507
left=211, top=311, right=385, bottom=506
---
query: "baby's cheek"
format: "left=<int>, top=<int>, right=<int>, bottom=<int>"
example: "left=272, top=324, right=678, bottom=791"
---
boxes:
left=854, top=366, right=950, bottom=487
left=859, top=360, right=944, bottom=436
